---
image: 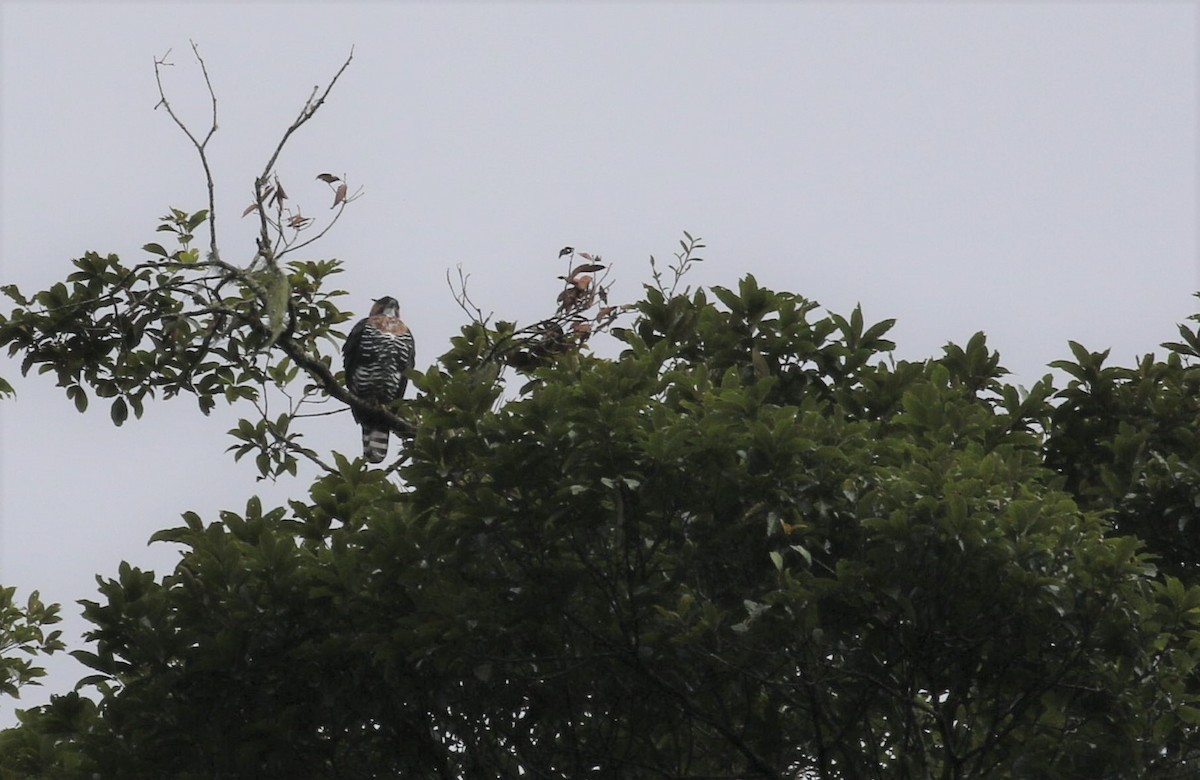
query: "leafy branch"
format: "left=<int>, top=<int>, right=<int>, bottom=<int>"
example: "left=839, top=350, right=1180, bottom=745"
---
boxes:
left=0, top=587, right=64, bottom=701
left=1, top=44, right=413, bottom=478
left=649, top=231, right=706, bottom=298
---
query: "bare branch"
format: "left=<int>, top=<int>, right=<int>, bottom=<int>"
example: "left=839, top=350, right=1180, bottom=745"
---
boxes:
left=276, top=191, right=361, bottom=263
left=447, top=266, right=493, bottom=327
left=153, top=43, right=220, bottom=262
left=254, top=47, right=355, bottom=269
left=292, top=406, right=345, bottom=420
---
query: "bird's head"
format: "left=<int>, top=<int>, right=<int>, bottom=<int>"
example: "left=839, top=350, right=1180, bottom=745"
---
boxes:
left=370, top=296, right=401, bottom=318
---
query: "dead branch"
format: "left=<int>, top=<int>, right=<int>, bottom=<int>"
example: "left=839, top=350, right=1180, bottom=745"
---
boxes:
left=153, top=41, right=220, bottom=262
left=254, top=47, right=355, bottom=269
left=447, top=265, right=493, bottom=327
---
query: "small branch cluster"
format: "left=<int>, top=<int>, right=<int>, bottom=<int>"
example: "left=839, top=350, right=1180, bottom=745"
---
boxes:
left=447, top=246, right=633, bottom=374
left=508, top=248, right=624, bottom=369
left=241, top=172, right=362, bottom=267
left=250, top=48, right=355, bottom=268
left=649, top=231, right=706, bottom=298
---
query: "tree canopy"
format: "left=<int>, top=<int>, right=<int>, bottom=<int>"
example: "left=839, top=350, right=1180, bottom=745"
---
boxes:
left=5, top=248, right=1200, bottom=777
left=4, top=48, right=1200, bottom=780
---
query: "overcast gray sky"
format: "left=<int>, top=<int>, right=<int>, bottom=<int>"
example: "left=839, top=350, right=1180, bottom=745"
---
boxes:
left=1, top=1, right=1196, bottom=722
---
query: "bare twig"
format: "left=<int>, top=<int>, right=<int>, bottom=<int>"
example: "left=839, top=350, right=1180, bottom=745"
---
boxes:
left=275, top=194, right=360, bottom=262
left=254, top=47, right=355, bottom=269
left=292, top=407, right=344, bottom=420
left=447, top=265, right=493, bottom=327
left=153, top=42, right=220, bottom=262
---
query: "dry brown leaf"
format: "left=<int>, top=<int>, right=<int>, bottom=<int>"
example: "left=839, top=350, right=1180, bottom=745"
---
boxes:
left=332, top=182, right=348, bottom=208
left=557, top=287, right=579, bottom=311
left=242, top=203, right=260, bottom=217
left=569, top=263, right=605, bottom=277
left=316, top=173, right=341, bottom=183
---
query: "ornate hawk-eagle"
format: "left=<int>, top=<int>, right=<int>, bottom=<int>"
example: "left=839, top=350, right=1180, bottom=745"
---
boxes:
left=342, top=296, right=415, bottom=463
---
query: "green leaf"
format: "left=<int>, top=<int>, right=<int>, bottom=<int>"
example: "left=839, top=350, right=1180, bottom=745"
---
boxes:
left=67, top=384, right=88, bottom=413
left=110, top=397, right=128, bottom=427
left=186, top=209, right=209, bottom=232
left=148, top=526, right=190, bottom=545
left=1177, top=705, right=1200, bottom=725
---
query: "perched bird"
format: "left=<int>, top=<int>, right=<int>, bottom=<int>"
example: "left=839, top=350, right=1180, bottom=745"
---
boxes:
left=342, top=296, right=415, bottom=463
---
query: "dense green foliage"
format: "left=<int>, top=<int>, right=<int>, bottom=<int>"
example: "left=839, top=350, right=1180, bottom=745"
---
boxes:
left=5, top=225, right=1200, bottom=777
left=0, top=589, right=63, bottom=702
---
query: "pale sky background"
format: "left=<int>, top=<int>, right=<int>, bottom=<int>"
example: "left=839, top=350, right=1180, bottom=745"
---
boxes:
left=0, top=1, right=1196, bottom=723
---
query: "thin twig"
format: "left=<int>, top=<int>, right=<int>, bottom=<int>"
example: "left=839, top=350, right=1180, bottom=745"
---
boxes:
left=153, top=43, right=220, bottom=262
left=255, top=47, right=355, bottom=269
left=292, top=407, right=345, bottom=420
left=447, top=266, right=493, bottom=326
left=277, top=196, right=358, bottom=262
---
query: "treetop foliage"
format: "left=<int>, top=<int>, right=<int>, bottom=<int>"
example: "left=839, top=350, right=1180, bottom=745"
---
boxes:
left=5, top=45, right=1200, bottom=779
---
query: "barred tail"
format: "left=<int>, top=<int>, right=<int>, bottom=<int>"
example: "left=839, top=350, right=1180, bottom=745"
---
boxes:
left=362, top=426, right=390, bottom=463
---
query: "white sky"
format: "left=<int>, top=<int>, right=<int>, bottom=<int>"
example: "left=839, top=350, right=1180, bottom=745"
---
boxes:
left=0, top=1, right=1196, bottom=723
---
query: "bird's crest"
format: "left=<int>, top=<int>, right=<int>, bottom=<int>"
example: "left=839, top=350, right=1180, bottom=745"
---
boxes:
left=370, top=296, right=401, bottom=318
left=368, top=295, right=407, bottom=334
